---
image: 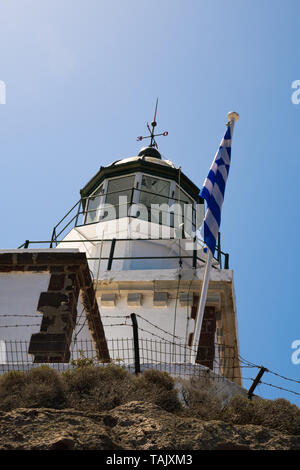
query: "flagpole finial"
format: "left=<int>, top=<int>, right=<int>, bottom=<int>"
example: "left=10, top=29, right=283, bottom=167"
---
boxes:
left=227, top=111, right=239, bottom=122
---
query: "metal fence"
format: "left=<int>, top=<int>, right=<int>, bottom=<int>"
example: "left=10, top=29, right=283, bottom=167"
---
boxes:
left=0, top=338, right=239, bottom=382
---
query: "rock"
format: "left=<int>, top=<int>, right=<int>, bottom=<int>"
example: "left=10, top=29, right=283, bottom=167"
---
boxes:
left=49, top=437, right=75, bottom=450
left=0, top=402, right=299, bottom=450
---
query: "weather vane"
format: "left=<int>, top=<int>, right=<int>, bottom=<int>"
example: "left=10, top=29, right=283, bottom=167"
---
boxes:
left=137, top=98, right=168, bottom=149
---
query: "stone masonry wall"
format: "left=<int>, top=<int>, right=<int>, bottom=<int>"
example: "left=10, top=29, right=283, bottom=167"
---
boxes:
left=0, top=251, right=110, bottom=363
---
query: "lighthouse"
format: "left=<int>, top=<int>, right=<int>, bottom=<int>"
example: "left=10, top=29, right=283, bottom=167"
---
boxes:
left=0, top=109, right=241, bottom=386
left=48, top=112, right=241, bottom=384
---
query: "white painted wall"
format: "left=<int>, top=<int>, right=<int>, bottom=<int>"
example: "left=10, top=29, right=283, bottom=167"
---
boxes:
left=0, top=341, right=6, bottom=364
left=58, top=219, right=215, bottom=277
left=0, top=272, right=50, bottom=362
left=72, top=290, right=196, bottom=364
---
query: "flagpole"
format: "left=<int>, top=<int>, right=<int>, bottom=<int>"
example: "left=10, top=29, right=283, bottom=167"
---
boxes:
left=190, top=111, right=239, bottom=364
left=190, top=247, right=213, bottom=363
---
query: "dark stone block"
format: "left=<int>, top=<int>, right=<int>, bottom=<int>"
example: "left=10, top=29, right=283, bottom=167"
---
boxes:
left=33, top=355, right=49, bottom=363
left=28, top=333, right=67, bottom=354
left=13, top=265, right=25, bottom=271
left=66, top=273, right=77, bottom=283
left=0, top=266, right=20, bottom=272
left=48, top=274, right=66, bottom=291
left=33, top=351, right=70, bottom=363
left=61, top=313, right=72, bottom=323
left=40, top=315, right=56, bottom=332
left=64, top=265, right=81, bottom=272
left=0, top=253, right=13, bottom=265
left=49, top=266, right=65, bottom=273
left=15, top=253, right=34, bottom=265
left=27, top=265, right=48, bottom=272
left=35, top=253, right=84, bottom=266
left=38, top=292, right=68, bottom=309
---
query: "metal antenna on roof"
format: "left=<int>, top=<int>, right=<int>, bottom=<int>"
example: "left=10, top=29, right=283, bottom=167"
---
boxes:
left=137, top=98, right=168, bottom=148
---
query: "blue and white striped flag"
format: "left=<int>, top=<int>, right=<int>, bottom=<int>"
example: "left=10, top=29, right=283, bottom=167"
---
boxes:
left=200, top=125, right=232, bottom=256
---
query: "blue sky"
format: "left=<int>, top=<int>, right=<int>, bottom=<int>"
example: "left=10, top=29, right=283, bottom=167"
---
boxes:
left=1, top=0, right=300, bottom=404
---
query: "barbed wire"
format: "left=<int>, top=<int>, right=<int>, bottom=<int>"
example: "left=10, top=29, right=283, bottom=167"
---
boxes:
left=2, top=313, right=300, bottom=400
left=238, top=354, right=260, bottom=368
left=236, top=354, right=300, bottom=398
left=265, top=369, right=300, bottom=385
left=101, top=315, right=131, bottom=319
left=0, top=315, right=39, bottom=318
left=135, top=314, right=184, bottom=341
left=0, top=324, right=41, bottom=328
left=259, top=381, right=300, bottom=397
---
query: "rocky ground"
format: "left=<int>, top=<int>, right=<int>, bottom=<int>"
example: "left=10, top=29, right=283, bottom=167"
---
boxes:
left=0, top=401, right=299, bottom=450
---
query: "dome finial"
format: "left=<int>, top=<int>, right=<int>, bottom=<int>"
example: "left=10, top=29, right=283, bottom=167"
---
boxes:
left=136, top=98, right=168, bottom=149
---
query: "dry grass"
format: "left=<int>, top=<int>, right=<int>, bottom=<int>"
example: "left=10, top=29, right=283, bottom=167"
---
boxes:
left=221, top=395, right=300, bottom=435
left=0, top=364, right=181, bottom=413
left=179, top=378, right=222, bottom=420
left=0, top=365, right=299, bottom=436
left=0, top=367, right=66, bottom=411
left=131, top=369, right=182, bottom=412
left=63, top=363, right=134, bottom=411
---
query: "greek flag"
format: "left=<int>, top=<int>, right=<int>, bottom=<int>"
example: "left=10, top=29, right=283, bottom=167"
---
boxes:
left=200, top=125, right=232, bottom=256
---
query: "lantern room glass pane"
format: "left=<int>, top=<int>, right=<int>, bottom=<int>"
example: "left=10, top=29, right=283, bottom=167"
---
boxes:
left=174, top=186, right=194, bottom=205
left=173, top=186, right=195, bottom=233
left=140, top=175, right=170, bottom=204
left=103, top=175, right=135, bottom=220
left=85, top=184, right=103, bottom=224
left=139, top=175, right=170, bottom=223
left=106, top=176, right=135, bottom=206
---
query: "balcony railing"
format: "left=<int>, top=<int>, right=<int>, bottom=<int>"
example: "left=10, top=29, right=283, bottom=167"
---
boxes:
left=17, top=188, right=230, bottom=269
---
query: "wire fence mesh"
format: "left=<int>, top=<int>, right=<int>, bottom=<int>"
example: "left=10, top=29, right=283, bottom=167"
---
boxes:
left=0, top=338, right=239, bottom=382
left=3, top=339, right=300, bottom=400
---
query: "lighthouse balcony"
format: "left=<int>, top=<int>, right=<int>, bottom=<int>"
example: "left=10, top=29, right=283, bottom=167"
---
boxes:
left=40, top=173, right=229, bottom=273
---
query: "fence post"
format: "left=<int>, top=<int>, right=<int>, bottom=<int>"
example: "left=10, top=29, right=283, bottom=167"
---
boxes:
left=50, top=229, right=56, bottom=248
left=224, top=253, right=229, bottom=269
left=107, top=238, right=116, bottom=271
left=248, top=366, right=268, bottom=400
left=192, top=236, right=197, bottom=268
left=130, top=313, right=141, bottom=375
left=217, top=232, right=221, bottom=268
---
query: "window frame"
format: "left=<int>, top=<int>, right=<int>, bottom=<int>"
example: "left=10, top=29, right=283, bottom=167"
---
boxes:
left=82, top=171, right=199, bottom=231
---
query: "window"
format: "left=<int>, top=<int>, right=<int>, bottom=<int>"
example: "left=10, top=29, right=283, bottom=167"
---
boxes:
left=140, top=175, right=170, bottom=205
left=104, top=175, right=135, bottom=220
left=173, top=185, right=195, bottom=233
left=139, top=175, right=171, bottom=223
left=83, top=173, right=200, bottom=232
left=106, top=176, right=135, bottom=206
left=85, top=184, right=103, bottom=224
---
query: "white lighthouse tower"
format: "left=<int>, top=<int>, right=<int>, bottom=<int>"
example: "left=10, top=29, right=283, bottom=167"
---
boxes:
left=51, top=111, right=241, bottom=385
